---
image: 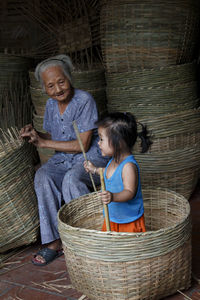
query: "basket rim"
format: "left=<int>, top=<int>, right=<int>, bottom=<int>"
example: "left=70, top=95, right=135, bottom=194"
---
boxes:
left=58, top=187, right=190, bottom=237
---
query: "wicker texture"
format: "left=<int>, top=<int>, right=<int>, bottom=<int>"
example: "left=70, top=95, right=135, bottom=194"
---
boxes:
left=106, top=62, right=197, bottom=89
left=100, top=0, right=200, bottom=73
left=134, top=108, right=200, bottom=152
left=134, top=148, right=200, bottom=199
left=107, top=80, right=198, bottom=119
left=72, top=67, right=107, bottom=115
left=58, top=188, right=191, bottom=300
left=0, top=130, right=39, bottom=253
left=30, top=87, right=48, bottom=117
left=0, top=54, right=31, bottom=94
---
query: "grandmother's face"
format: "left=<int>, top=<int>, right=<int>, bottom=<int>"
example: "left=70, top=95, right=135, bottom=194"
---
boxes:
left=41, top=65, right=71, bottom=103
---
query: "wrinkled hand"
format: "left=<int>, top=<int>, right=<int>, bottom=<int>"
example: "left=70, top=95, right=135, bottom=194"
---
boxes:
left=83, top=160, right=96, bottom=174
left=20, top=127, right=41, bottom=147
left=100, top=191, right=113, bottom=205
left=20, top=124, right=33, bottom=137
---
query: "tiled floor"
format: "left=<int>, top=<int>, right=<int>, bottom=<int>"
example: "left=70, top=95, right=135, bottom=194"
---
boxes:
left=0, top=184, right=200, bottom=300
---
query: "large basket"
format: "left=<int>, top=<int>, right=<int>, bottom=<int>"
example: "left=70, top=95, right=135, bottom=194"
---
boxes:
left=58, top=188, right=191, bottom=300
left=32, top=113, right=54, bottom=164
left=72, top=68, right=107, bottom=115
left=0, top=129, right=39, bottom=253
left=107, top=80, right=199, bottom=118
left=134, top=108, right=200, bottom=152
left=106, top=62, right=197, bottom=89
left=134, top=147, right=200, bottom=199
left=30, top=86, right=48, bottom=117
left=100, top=0, right=200, bottom=72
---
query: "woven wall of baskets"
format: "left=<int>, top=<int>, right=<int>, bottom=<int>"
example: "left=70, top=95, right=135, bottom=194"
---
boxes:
left=0, top=54, right=32, bottom=93
left=106, top=62, right=199, bottom=119
left=29, top=71, right=49, bottom=117
left=134, top=108, right=200, bottom=152
left=72, top=67, right=107, bottom=115
left=100, top=0, right=200, bottom=73
left=58, top=188, right=191, bottom=300
left=0, top=54, right=33, bottom=122
left=0, top=128, right=39, bottom=253
left=134, top=147, right=200, bottom=199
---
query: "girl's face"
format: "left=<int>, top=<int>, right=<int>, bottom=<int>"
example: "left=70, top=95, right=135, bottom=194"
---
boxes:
left=98, top=127, right=114, bottom=157
left=42, top=65, right=71, bottom=103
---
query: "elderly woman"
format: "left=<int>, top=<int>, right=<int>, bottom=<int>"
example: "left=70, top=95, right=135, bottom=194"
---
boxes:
left=21, top=54, right=108, bottom=266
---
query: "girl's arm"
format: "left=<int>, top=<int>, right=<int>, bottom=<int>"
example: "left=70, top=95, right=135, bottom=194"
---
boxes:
left=101, top=163, right=138, bottom=204
left=21, top=127, right=92, bottom=153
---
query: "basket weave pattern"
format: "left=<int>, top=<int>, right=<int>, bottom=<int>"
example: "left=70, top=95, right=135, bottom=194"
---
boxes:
left=100, top=0, right=200, bottom=73
left=58, top=188, right=191, bottom=300
left=0, top=139, right=39, bottom=253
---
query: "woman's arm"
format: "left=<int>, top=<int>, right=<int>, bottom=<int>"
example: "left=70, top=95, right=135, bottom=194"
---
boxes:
left=21, top=128, right=93, bottom=153
left=100, top=163, right=138, bottom=204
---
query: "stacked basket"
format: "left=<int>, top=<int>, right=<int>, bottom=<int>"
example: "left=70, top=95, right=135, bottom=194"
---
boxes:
left=29, top=71, right=54, bottom=165
left=0, top=54, right=33, bottom=130
left=0, top=128, right=39, bottom=264
left=100, top=0, right=200, bottom=199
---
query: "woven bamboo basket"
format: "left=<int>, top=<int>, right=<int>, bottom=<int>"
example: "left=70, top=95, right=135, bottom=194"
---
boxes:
left=0, top=128, right=39, bottom=253
left=32, top=113, right=54, bottom=164
left=106, top=62, right=197, bottom=89
left=100, top=0, right=200, bottom=72
left=134, top=147, right=200, bottom=199
left=107, top=81, right=198, bottom=118
left=134, top=108, right=200, bottom=152
left=58, top=188, right=191, bottom=300
left=32, top=112, right=45, bottom=132
left=72, top=68, right=107, bottom=115
left=37, top=147, right=54, bottom=165
left=0, top=54, right=32, bottom=96
left=30, top=86, right=48, bottom=117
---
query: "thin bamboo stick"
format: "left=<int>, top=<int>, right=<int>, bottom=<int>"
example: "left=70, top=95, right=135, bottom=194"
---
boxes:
left=177, top=290, right=192, bottom=300
left=100, top=168, right=110, bottom=231
left=72, top=120, right=96, bottom=192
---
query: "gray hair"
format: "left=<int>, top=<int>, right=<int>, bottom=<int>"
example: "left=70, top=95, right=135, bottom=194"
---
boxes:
left=34, top=54, right=74, bottom=89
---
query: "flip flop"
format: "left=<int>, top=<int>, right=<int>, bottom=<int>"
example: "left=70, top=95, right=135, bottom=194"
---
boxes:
left=32, top=247, right=64, bottom=266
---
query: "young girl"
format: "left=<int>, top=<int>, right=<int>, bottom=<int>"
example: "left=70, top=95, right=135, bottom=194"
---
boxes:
left=84, top=112, right=152, bottom=233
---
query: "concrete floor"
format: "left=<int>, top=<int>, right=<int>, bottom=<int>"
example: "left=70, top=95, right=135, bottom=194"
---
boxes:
left=0, top=184, right=200, bottom=300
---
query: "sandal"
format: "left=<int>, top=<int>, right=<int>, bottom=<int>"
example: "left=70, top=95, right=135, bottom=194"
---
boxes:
left=32, top=247, right=64, bottom=266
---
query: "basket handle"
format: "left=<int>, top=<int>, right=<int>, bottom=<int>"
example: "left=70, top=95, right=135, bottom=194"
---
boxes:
left=100, top=168, right=111, bottom=231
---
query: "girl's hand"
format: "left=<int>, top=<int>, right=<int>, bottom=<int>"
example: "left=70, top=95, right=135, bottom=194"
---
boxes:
left=100, top=191, right=113, bottom=205
left=84, top=160, right=97, bottom=174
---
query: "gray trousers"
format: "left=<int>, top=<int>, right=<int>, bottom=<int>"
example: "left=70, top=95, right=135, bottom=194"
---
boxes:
left=34, top=159, right=104, bottom=245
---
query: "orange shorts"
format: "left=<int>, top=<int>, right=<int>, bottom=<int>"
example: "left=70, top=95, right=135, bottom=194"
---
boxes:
left=102, top=214, right=146, bottom=233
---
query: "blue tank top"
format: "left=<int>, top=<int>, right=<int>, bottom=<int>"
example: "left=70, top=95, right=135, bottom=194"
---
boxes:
left=103, top=155, right=144, bottom=224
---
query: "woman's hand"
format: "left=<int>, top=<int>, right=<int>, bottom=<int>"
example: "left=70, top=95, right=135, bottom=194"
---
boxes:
left=20, top=124, right=33, bottom=137
left=100, top=191, right=113, bottom=205
left=20, top=127, right=44, bottom=147
left=83, top=160, right=97, bottom=174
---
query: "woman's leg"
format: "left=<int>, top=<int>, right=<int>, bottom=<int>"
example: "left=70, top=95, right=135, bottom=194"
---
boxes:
left=34, top=161, right=66, bottom=245
left=62, top=161, right=101, bottom=203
